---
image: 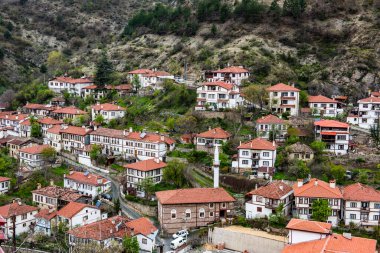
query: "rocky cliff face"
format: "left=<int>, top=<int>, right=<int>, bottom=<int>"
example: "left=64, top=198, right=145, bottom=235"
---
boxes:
left=0, top=0, right=379, bottom=101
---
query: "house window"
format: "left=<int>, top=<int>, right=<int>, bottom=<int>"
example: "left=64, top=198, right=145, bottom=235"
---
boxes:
left=21, top=214, right=27, bottom=220
left=337, top=135, right=346, bottom=140
left=363, top=104, right=368, bottom=108
left=257, top=207, right=262, bottom=212
left=221, top=203, right=226, bottom=208
left=375, top=203, right=380, bottom=209
left=185, top=209, right=191, bottom=219
left=338, top=145, right=344, bottom=150
left=263, top=161, right=269, bottom=166
left=350, top=214, right=356, bottom=219
left=242, top=151, right=249, bottom=156
left=299, top=198, right=303, bottom=204
left=334, top=199, right=339, bottom=206
left=350, top=202, right=357, bottom=208
left=171, top=209, right=176, bottom=219
left=374, top=215, right=379, bottom=221
left=332, top=210, right=337, bottom=216
left=209, top=203, right=214, bottom=208
left=23, top=223, right=26, bottom=227
left=263, top=152, right=269, bottom=157
left=242, top=160, right=248, bottom=165
left=210, top=211, right=214, bottom=217
left=142, top=238, right=147, bottom=244
left=199, top=208, right=205, bottom=218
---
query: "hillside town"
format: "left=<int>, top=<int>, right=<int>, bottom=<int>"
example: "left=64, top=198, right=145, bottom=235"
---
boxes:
left=0, top=62, right=378, bottom=253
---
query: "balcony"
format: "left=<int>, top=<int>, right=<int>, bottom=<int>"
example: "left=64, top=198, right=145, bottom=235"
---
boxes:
left=252, top=153, right=260, bottom=160
left=281, top=96, right=296, bottom=100
left=361, top=206, right=370, bottom=212
left=265, top=202, right=278, bottom=209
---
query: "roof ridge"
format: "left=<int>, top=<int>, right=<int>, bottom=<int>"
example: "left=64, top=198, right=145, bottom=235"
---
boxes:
left=320, top=235, right=331, bottom=253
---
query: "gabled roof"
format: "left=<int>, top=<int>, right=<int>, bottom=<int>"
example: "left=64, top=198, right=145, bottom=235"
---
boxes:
left=125, top=132, right=175, bottom=145
left=113, top=84, right=133, bottom=91
left=156, top=188, right=235, bottom=205
left=358, top=97, right=380, bottom=103
left=266, top=83, right=300, bottom=92
left=123, top=159, right=167, bottom=172
left=287, top=142, right=314, bottom=154
left=0, top=113, right=28, bottom=121
left=0, top=202, right=38, bottom=218
left=196, top=127, right=231, bottom=139
left=144, top=71, right=172, bottom=77
left=47, top=125, right=61, bottom=134
left=213, top=66, right=249, bottom=73
left=282, top=234, right=376, bottom=253
left=38, top=117, right=63, bottom=125
left=35, top=209, right=57, bottom=221
left=90, top=128, right=124, bottom=138
left=308, top=95, right=337, bottom=103
left=65, top=171, right=109, bottom=186
left=51, top=76, right=93, bottom=84
left=314, top=120, right=349, bottom=128
left=0, top=177, right=10, bottom=183
left=57, top=202, right=97, bottom=219
left=246, top=181, right=293, bottom=200
left=126, top=217, right=157, bottom=236
left=128, top=69, right=154, bottom=75
left=201, top=81, right=234, bottom=90
left=60, top=126, right=92, bottom=136
left=19, top=144, right=51, bottom=154
left=237, top=138, right=276, bottom=151
left=52, top=106, right=87, bottom=115
left=91, top=103, right=125, bottom=111
left=32, top=185, right=83, bottom=202
left=286, top=218, right=332, bottom=234
left=23, top=103, right=56, bottom=111
left=256, top=114, right=285, bottom=124
left=343, top=183, right=380, bottom=202
left=293, top=178, right=343, bottom=199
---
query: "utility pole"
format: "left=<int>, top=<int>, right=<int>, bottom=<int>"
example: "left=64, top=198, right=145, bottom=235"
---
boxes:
left=184, top=61, right=187, bottom=81
left=12, top=215, right=16, bottom=253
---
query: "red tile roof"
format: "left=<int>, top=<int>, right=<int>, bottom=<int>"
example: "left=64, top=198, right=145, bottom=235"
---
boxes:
left=68, top=216, right=130, bottom=241
left=20, top=119, right=31, bottom=126
left=23, top=103, right=56, bottom=110
left=113, top=84, right=133, bottom=91
left=202, top=81, right=234, bottom=90
left=196, top=127, right=231, bottom=139
left=246, top=181, right=293, bottom=199
left=60, top=126, right=92, bottom=136
left=90, top=128, right=125, bottom=138
left=32, top=185, right=83, bottom=202
left=293, top=178, right=343, bottom=199
left=82, top=85, right=98, bottom=90
left=126, top=217, right=157, bottom=236
left=237, top=138, right=276, bottom=151
left=213, top=66, right=249, bottom=73
left=371, top=92, right=380, bottom=97
left=91, top=103, right=125, bottom=111
left=125, top=132, right=175, bottom=145
left=57, top=202, right=97, bottom=219
left=156, top=188, right=235, bottom=205
left=256, top=114, right=286, bottom=124
left=0, top=114, right=28, bottom=121
left=308, top=95, right=337, bottom=103
left=282, top=234, right=376, bottom=253
left=65, top=171, right=109, bottom=186
left=314, top=120, right=349, bottom=128
left=128, top=69, right=154, bottom=75
left=144, top=71, right=172, bottom=77
left=35, top=209, right=57, bottom=221
left=19, top=144, right=51, bottom=154
left=38, top=117, right=63, bottom=125
left=0, top=177, right=10, bottom=183
left=52, top=106, right=87, bottom=115
left=266, top=83, right=300, bottom=92
left=358, top=97, right=380, bottom=103
left=47, top=125, right=61, bottom=134
left=343, top=183, right=380, bottom=202
left=286, top=218, right=332, bottom=234
left=0, top=202, right=38, bottom=218
left=124, top=159, right=167, bottom=172
left=52, top=76, right=93, bottom=84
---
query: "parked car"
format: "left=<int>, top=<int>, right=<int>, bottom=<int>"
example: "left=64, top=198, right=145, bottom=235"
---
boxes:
left=101, top=193, right=112, bottom=200
left=170, top=236, right=187, bottom=250
left=172, top=229, right=189, bottom=239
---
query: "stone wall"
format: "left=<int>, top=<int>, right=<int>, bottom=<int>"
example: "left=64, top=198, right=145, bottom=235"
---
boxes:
left=124, top=199, right=157, bottom=217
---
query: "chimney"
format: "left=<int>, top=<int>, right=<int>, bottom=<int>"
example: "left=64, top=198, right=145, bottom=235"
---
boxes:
left=129, top=127, right=133, bottom=133
left=255, top=184, right=258, bottom=190
left=273, top=141, right=275, bottom=146
left=111, top=219, right=115, bottom=224
left=50, top=179, right=54, bottom=186
left=213, top=145, right=220, bottom=188
left=63, top=174, right=66, bottom=178
left=82, top=125, right=86, bottom=129
left=97, top=178, right=102, bottom=184
left=160, top=135, right=164, bottom=141
left=314, top=179, right=318, bottom=186
left=18, top=199, right=22, bottom=206
left=279, top=185, right=284, bottom=191
left=154, top=157, right=160, bottom=164
left=123, top=129, right=128, bottom=136
left=16, top=116, right=18, bottom=120
left=208, top=126, right=211, bottom=131
left=269, top=176, right=272, bottom=183
left=329, top=180, right=336, bottom=188
left=297, top=179, right=303, bottom=187
left=343, top=233, right=352, bottom=240
left=97, top=102, right=100, bottom=105
left=69, top=171, right=74, bottom=175
left=37, top=183, right=41, bottom=189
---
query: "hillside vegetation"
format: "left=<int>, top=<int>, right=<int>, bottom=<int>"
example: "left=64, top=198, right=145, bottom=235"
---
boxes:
left=0, top=0, right=380, bottom=101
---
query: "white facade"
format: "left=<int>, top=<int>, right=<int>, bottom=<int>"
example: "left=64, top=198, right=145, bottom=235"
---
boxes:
left=350, top=97, right=380, bottom=129
left=58, top=206, right=102, bottom=229
left=19, top=151, right=45, bottom=169
left=238, top=148, right=276, bottom=170
left=309, top=102, right=339, bottom=117
left=91, top=104, right=125, bottom=123
left=246, top=191, right=293, bottom=219
left=44, top=128, right=62, bottom=152
left=267, top=84, right=300, bottom=116
left=314, top=121, right=350, bottom=155
left=256, top=122, right=287, bottom=141
left=48, top=77, right=93, bottom=96
left=288, top=229, right=329, bottom=245
left=344, top=200, right=380, bottom=226
left=205, top=66, right=250, bottom=86
left=0, top=180, right=10, bottom=194
left=64, top=173, right=111, bottom=200
left=136, top=232, right=157, bottom=252
left=128, top=70, right=174, bottom=89
left=2, top=203, right=38, bottom=237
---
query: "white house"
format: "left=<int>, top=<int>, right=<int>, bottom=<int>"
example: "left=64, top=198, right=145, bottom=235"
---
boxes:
left=125, top=217, right=158, bottom=252
left=266, top=83, right=300, bottom=116
left=293, top=178, right=343, bottom=227
left=0, top=113, right=29, bottom=134
left=19, top=144, right=52, bottom=170
left=0, top=177, right=11, bottom=194
left=128, top=69, right=174, bottom=89
left=194, top=81, right=245, bottom=111
left=34, top=209, right=57, bottom=236
left=286, top=218, right=332, bottom=245
left=246, top=181, right=293, bottom=219
left=255, top=114, right=287, bottom=141
left=195, top=127, right=231, bottom=154
left=234, top=138, right=276, bottom=174
left=123, top=158, right=166, bottom=197
left=48, top=76, right=93, bottom=96
left=57, top=202, right=102, bottom=229
left=44, top=125, right=62, bottom=152
left=308, top=95, right=340, bottom=117
left=314, top=120, right=350, bottom=155
left=60, top=126, right=92, bottom=154
left=0, top=200, right=38, bottom=237
left=205, top=66, right=250, bottom=86
left=22, top=103, right=57, bottom=117
left=38, top=117, right=63, bottom=136
left=347, top=96, right=380, bottom=129
left=91, top=103, right=125, bottom=123
left=343, top=183, right=380, bottom=227
left=64, top=171, right=111, bottom=200
left=51, top=106, right=88, bottom=120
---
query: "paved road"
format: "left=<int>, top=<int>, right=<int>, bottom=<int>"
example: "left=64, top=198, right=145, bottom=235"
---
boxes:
left=350, top=125, right=371, bottom=134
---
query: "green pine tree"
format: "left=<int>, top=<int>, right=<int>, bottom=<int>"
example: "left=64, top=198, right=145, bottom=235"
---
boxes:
left=94, top=52, right=114, bottom=88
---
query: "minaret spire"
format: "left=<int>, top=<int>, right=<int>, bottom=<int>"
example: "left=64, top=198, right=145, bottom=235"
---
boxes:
left=213, top=145, right=220, bottom=188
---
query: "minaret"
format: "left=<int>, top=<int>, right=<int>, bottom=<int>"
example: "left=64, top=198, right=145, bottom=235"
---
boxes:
left=213, top=145, right=220, bottom=188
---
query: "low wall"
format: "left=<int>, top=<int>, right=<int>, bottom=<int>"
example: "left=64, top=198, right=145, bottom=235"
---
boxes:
left=194, top=111, right=226, bottom=119
left=124, top=199, right=157, bottom=217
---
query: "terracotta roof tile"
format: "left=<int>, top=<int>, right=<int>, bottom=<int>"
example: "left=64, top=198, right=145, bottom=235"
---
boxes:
left=358, top=97, right=380, bottom=103
left=60, top=126, right=92, bottom=136
left=308, top=95, right=337, bottom=103
left=90, top=128, right=124, bottom=138
left=23, top=103, right=56, bottom=110
left=246, top=181, right=292, bottom=199
left=123, top=159, right=167, bottom=172
left=38, top=117, right=63, bottom=125
left=237, top=138, right=276, bottom=150
left=196, top=127, right=231, bottom=139
left=256, top=114, right=286, bottom=124
left=32, top=185, right=83, bottom=202
left=128, top=69, right=154, bottom=75
left=0, top=202, right=38, bottom=218
left=91, top=103, right=125, bottom=111
left=125, top=132, right=175, bottom=145
left=19, top=144, right=51, bottom=154
left=286, top=218, right=331, bottom=234
left=314, top=120, right=349, bottom=128
left=0, top=114, right=28, bottom=121
left=126, top=217, right=157, bottom=236
left=47, top=125, right=61, bottom=134
left=156, top=188, right=235, bottom=205
left=201, top=81, right=234, bottom=90
left=0, top=177, right=10, bottom=183
left=343, top=183, right=380, bottom=202
left=293, top=178, right=343, bottom=199
left=213, top=66, right=249, bottom=73
left=52, top=76, right=93, bottom=84
left=65, top=171, right=109, bottom=186
left=52, top=106, right=87, bottom=115
left=35, top=209, right=57, bottom=220
left=266, top=83, right=300, bottom=92
left=57, top=202, right=97, bottom=219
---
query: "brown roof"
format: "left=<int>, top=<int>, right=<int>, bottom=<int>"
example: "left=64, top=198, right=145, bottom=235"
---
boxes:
left=68, top=216, right=130, bottom=241
left=7, top=138, right=35, bottom=146
left=293, top=178, right=343, bottom=199
left=126, top=217, right=157, bottom=236
left=38, top=117, right=63, bottom=125
left=266, top=83, right=300, bottom=92
left=287, top=142, right=314, bottom=154
left=256, top=114, right=285, bottom=124
left=60, top=126, right=92, bottom=136
left=57, top=202, right=97, bottom=219
left=128, top=69, right=154, bottom=75
left=286, top=218, right=331, bottom=234
left=0, top=202, right=38, bottom=219
left=125, top=132, right=175, bottom=145
left=246, top=181, right=293, bottom=199
left=52, top=76, right=93, bottom=84
left=91, top=103, right=125, bottom=111
left=35, top=209, right=57, bottom=220
left=343, top=183, right=380, bottom=202
left=123, top=159, right=167, bottom=172
left=196, top=127, right=231, bottom=139
left=237, top=138, right=276, bottom=151
left=201, top=81, right=234, bottom=90
left=52, top=106, right=87, bottom=115
left=282, top=234, right=376, bottom=253
left=358, top=97, right=380, bottom=103
left=308, top=95, right=337, bottom=103
left=19, top=144, right=51, bottom=154
left=156, top=188, right=235, bottom=205
left=65, top=171, right=109, bottom=186
left=213, top=66, right=249, bottom=73
left=47, top=125, right=61, bottom=134
left=90, top=128, right=124, bottom=138
left=23, top=103, right=56, bottom=111
left=32, top=185, right=83, bottom=202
